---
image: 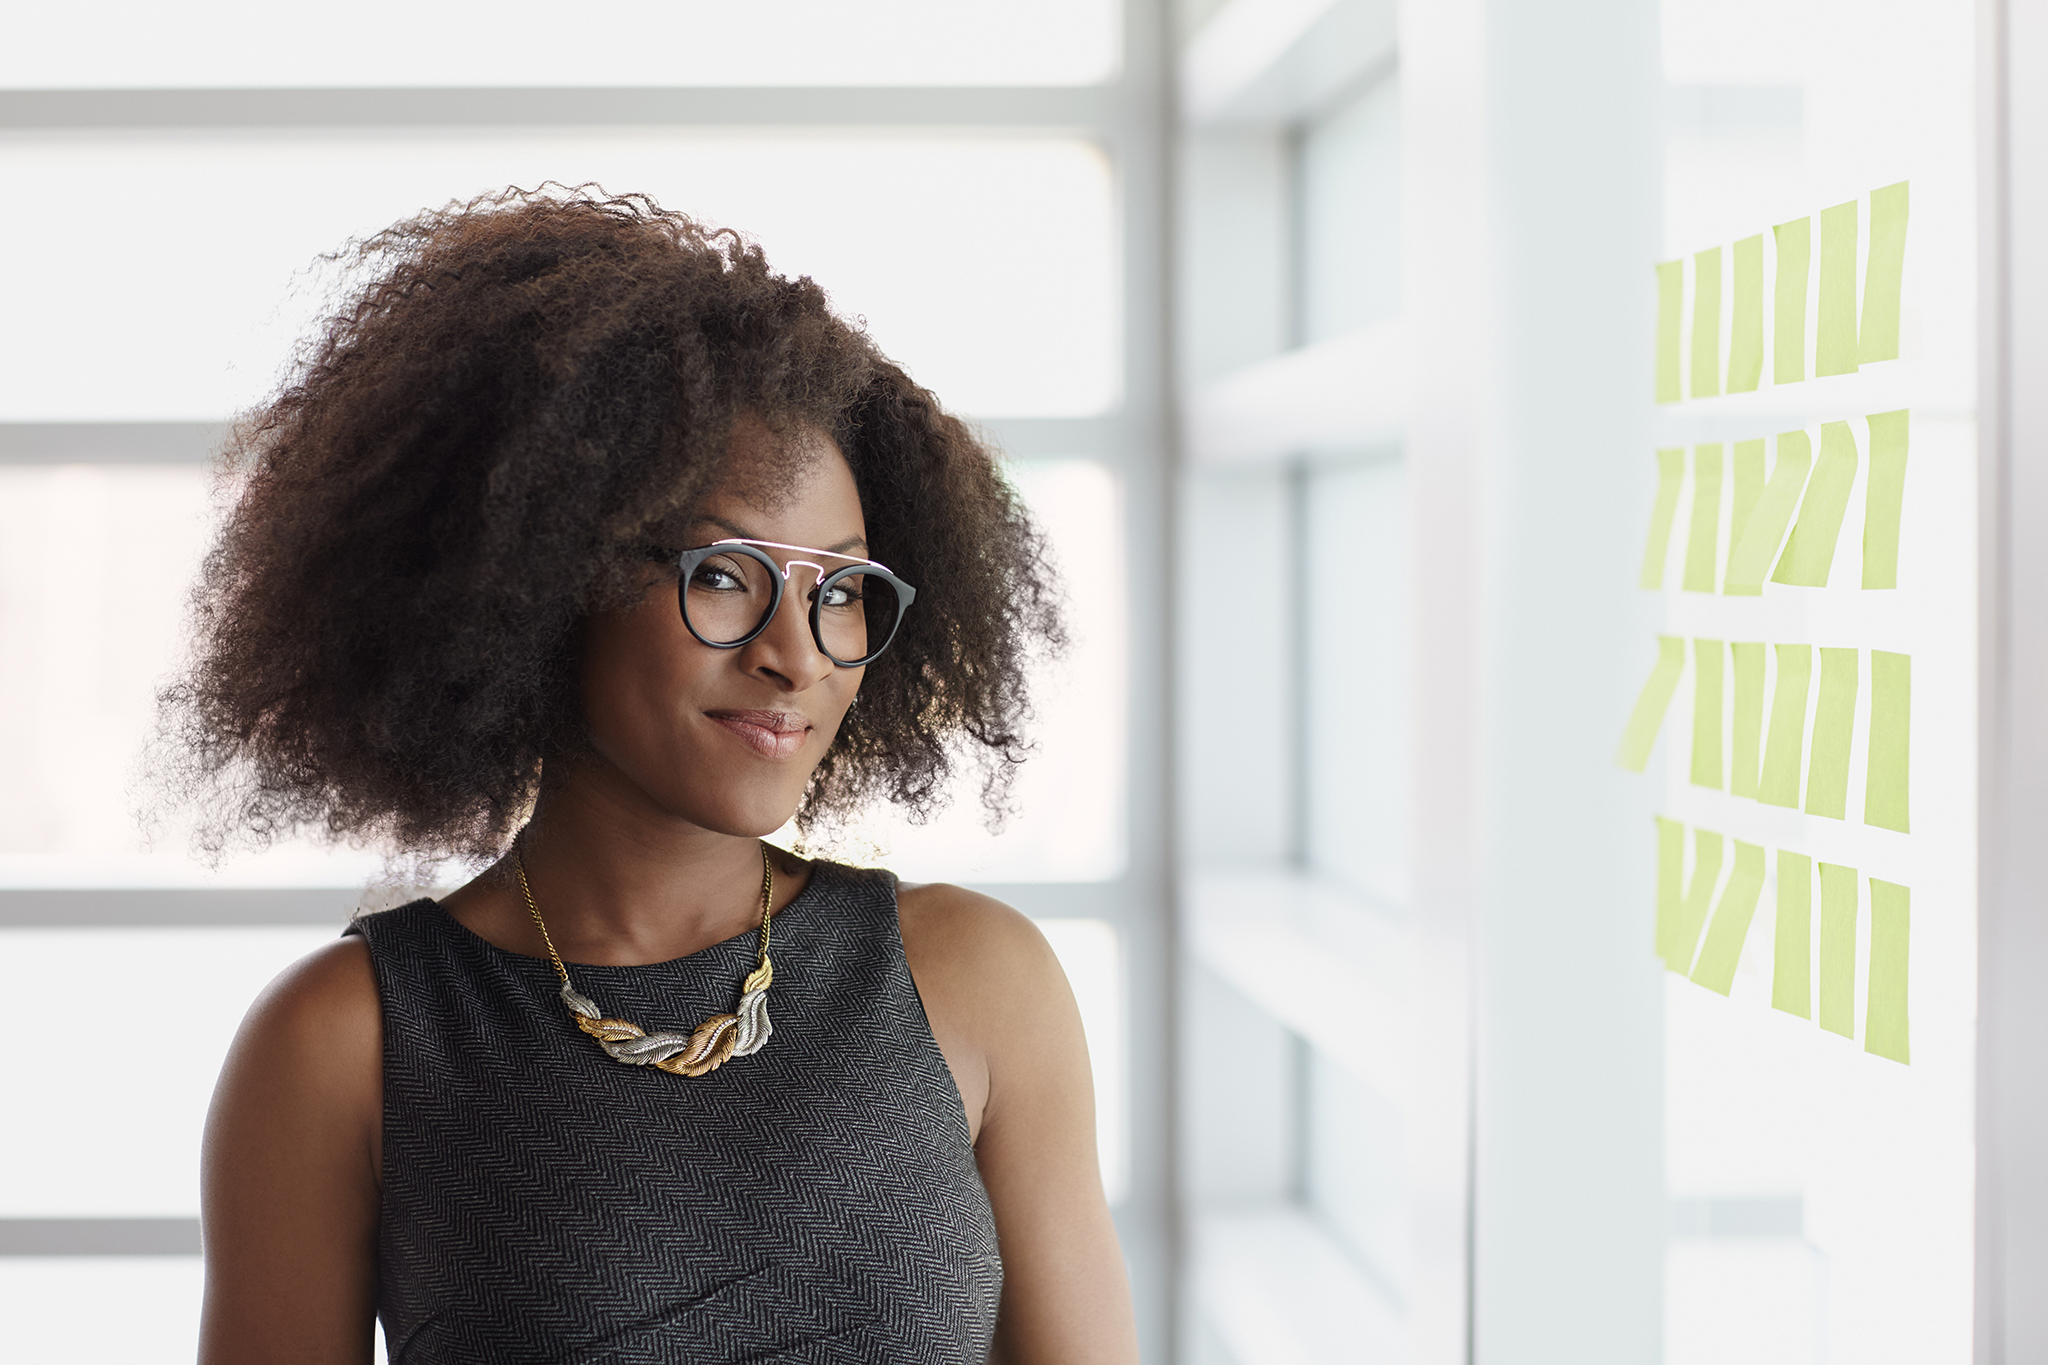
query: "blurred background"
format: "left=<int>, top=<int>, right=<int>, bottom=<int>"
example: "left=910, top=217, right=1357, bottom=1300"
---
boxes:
left=1, top=0, right=2040, bottom=1361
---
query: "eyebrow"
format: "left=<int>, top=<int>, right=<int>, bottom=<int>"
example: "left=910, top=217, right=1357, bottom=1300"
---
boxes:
left=692, top=514, right=868, bottom=557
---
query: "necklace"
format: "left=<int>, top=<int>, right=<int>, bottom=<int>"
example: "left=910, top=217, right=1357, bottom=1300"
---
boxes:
left=513, top=840, right=776, bottom=1078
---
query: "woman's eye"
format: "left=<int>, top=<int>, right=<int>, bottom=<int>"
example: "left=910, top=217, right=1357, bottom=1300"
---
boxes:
left=821, top=583, right=863, bottom=609
left=693, top=562, right=746, bottom=591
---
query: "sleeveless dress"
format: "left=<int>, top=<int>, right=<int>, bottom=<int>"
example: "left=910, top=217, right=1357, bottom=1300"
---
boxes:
left=345, top=860, right=1002, bottom=1364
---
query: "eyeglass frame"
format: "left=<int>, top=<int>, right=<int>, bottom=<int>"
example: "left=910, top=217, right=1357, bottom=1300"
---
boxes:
left=673, top=538, right=917, bottom=668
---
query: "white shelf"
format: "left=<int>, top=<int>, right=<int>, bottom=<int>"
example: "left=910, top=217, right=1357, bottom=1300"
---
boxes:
left=1194, top=1205, right=1407, bottom=1365
left=1185, top=868, right=1411, bottom=1105
left=1181, top=0, right=1398, bottom=129
left=1182, top=321, right=1406, bottom=466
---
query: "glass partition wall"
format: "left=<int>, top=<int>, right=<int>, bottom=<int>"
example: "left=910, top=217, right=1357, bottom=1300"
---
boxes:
left=1172, top=0, right=1996, bottom=1363
left=0, top=5, right=1176, bottom=1359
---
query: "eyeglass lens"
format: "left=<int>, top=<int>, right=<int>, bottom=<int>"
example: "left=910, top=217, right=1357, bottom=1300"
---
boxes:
left=681, top=546, right=905, bottom=665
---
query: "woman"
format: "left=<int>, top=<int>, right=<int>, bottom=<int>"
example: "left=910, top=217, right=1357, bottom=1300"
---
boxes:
left=177, top=190, right=1138, bottom=1364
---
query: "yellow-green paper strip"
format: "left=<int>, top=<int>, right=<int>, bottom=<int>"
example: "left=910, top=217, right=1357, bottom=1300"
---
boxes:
left=1656, top=260, right=1683, bottom=403
left=1866, top=878, right=1910, bottom=1064
left=1816, top=199, right=1861, bottom=376
left=1728, top=234, right=1765, bottom=392
left=1726, top=430, right=1813, bottom=593
left=1773, top=421, right=1859, bottom=587
left=1664, top=828, right=1724, bottom=973
left=1730, top=642, right=1765, bottom=798
left=1866, top=650, right=1911, bottom=833
left=1655, top=816, right=1684, bottom=958
left=1772, top=850, right=1813, bottom=1018
left=1691, top=246, right=1722, bottom=398
left=1806, top=647, right=1859, bottom=820
left=1860, top=181, right=1909, bottom=364
left=1641, top=447, right=1685, bottom=589
left=1759, top=644, right=1812, bottom=809
left=1774, top=217, right=1811, bottom=384
left=1616, top=635, right=1686, bottom=771
left=1692, top=839, right=1765, bottom=995
left=1683, top=445, right=1723, bottom=592
left=1818, top=861, right=1859, bottom=1038
left=1692, top=639, right=1724, bottom=789
left=1863, top=409, right=1910, bottom=589
left=1725, top=439, right=1766, bottom=592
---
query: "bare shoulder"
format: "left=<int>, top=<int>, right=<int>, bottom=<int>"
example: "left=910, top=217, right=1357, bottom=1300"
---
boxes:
left=894, top=883, right=1079, bottom=1145
left=895, top=881, right=1071, bottom=1010
left=209, top=933, right=382, bottom=1160
left=201, top=932, right=383, bottom=1362
left=243, top=934, right=381, bottom=1049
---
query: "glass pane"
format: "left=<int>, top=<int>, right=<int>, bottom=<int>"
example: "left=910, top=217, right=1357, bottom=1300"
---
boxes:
left=0, top=1258, right=205, bottom=1365
left=0, top=0, right=1118, bottom=89
left=1657, top=0, right=1976, bottom=1357
left=0, top=131, right=1118, bottom=422
left=1038, top=918, right=1128, bottom=1204
left=0, top=465, right=385, bottom=888
left=1297, top=72, right=1400, bottom=345
left=0, top=927, right=339, bottom=1216
left=814, top=458, right=1127, bottom=882
left=1303, top=457, right=1407, bottom=908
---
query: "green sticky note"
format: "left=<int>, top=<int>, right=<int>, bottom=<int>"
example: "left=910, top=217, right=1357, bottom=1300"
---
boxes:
left=1772, top=850, right=1813, bottom=1018
left=1860, top=181, right=1910, bottom=363
left=1656, top=260, right=1683, bottom=403
left=1759, top=644, right=1812, bottom=809
left=1729, top=234, right=1765, bottom=392
left=1816, top=199, right=1861, bottom=376
left=1692, top=840, right=1765, bottom=995
left=1655, top=816, right=1685, bottom=957
left=1691, top=246, right=1722, bottom=398
left=1863, top=409, right=1910, bottom=589
left=1692, top=639, right=1724, bottom=789
left=1866, top=650, right=1911, bottom=833
left=1773, top=421, right=1860, bottom=587
left=1866, top=878, right=1910, bottom=1063
left=1773, top=217, right=1811, bottom=384
left=1665, top=828, right=1725, bottom=973
left=1730, top=642, right=1765, bottom=798
left=1683, top=445, right=1724, bottom=592
left=1805, top=647, right=1859, bottom=820
left=1725, top=439, right=1766, bottom=591
left=1818, top=861, right=1859, bottom=1038
left=1641, top=447, right=1685, bottom=590
left=1725, top=430, right=1813, bottom=593
left=1616, top=635, right=1687, bottom=771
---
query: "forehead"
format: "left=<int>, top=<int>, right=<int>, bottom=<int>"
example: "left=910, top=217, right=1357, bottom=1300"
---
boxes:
left=690, top=418, right=865, bottom=547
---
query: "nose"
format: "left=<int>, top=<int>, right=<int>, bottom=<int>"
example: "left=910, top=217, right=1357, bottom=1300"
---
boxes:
left=737, top=562, right=835, bottom=690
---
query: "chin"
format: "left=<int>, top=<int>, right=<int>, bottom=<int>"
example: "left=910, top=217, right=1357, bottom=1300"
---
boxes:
left=671, top=789, right=807, bottom=840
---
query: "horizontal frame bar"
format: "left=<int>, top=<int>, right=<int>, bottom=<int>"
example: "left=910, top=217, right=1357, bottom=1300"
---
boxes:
left=0, top=889, right=369, bottom=927
left=0, top=417, right=1133, bottom=467
left=0, top=1218, right=201, bottom=1256
left=0, top=880, right=1132, bottom=928
left=0, top=86, right=1115, bottom=131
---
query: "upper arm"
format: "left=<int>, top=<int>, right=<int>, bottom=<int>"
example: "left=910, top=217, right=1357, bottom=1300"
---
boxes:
left=199, top=934, right=383, bottom=1365
left=897, top=886, right=1139, bottom=1365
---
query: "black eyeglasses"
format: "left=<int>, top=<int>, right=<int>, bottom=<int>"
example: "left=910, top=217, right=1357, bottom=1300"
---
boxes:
left=674, top=539, right=917, bottom=668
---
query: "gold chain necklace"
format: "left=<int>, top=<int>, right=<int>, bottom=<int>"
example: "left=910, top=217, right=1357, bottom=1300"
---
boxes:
left=513, top=840, right=776, bottom=1078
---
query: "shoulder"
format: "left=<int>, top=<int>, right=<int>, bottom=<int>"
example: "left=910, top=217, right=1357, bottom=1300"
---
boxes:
left=895, top=881, right=1070, bottom=1011
left=213, top=934, right=382, bottom=1128
left=253, top=933, right=382, bottom=1040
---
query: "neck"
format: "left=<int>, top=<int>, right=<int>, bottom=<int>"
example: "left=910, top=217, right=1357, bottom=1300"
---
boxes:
left=481, top=755, right=786, bottom=968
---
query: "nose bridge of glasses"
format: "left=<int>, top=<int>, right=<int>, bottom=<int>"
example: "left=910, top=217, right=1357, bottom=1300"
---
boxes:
left=777, top=558, right=829, bottom=591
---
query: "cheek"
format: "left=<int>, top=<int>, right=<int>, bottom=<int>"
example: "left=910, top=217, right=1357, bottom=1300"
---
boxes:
left=578, top=591, right=705, bottom=749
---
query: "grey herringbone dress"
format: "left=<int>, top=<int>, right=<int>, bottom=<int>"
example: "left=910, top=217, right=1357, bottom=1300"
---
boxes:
left=347, top=861, right=1002, bottom=1364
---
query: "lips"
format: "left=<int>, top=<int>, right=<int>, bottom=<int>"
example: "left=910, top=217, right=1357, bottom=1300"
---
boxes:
left=705, top=709, right=812, bottom=761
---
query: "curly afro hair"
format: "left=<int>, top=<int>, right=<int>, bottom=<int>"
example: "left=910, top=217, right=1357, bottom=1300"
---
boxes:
left=158, top=186, right=1063, bottom=864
